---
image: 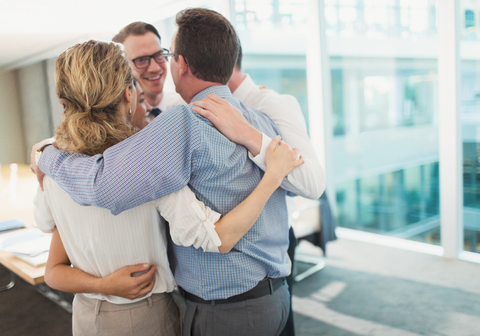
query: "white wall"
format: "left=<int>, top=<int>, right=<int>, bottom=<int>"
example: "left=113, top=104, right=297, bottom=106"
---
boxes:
left=45, top=58, right=63, bottom=128
left=0, top=70, right=26, bottom=164
left=16, top=61, right=55, bottom=159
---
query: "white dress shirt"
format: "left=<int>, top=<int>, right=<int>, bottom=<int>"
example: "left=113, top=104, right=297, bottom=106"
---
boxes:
left=34, top=177, right=221, bottom=304
left=156, top=91, right=185, bottom=111
left=233, top=74, right=326, bottom=201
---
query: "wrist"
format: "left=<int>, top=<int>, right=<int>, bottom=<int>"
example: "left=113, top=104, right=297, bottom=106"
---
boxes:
left=262, top=169, right=284, bottom=190
left=96, top=277, right=109, bottom=296
left=242, top=128, right=262, bottom=156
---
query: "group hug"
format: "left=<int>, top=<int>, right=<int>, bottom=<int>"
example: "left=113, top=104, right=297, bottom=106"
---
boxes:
left=30, top=7, right=326, bottom=336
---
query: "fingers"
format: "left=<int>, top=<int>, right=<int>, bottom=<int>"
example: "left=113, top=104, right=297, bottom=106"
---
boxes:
left=191, top=106, right=216, bottom=121
left=287, top=149, right=304, bottom=169
left=30, top=142, right=48, bottom=191
left=38, top=174, right=45, bottom=191
left=275, top=144, right=303, bottom=166
left=206, top=93, right=226, bottom=105
left=199, top=94, right=233, bottom=114
left=191, top=100, right=219, bottom=122
left=278, top=141, right=289, bottom=150
left=133, top=265, right=156, bottom=288
left=132, top=266, right=156, bottom=298
left=272, top=140, right=291, bottom=156
left=294, top=155, right=305, bottom=168
left=191, top=100, right=210, bottom=110
left=191, top=100, right=220, bottom=120
left=192, top=96, right=222, bottom=111
left=192, top=96, right=228, bottom=114
left=136, top=276, right=156, bottom=298
left=127, top=263, right=151, bottom=275
left=267, top=136, right=281, bottom=151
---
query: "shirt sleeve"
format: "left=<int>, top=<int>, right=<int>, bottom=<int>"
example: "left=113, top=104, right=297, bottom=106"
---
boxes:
left=33, top=184, right=56, bottom=233
left=248, top=94, right=326, bottom=200
left=38, top=106, right=201, bottom=215
left=155, top=186, right=221, bottom=253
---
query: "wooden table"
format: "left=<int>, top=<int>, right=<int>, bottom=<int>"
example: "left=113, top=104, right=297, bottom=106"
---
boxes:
left=0, top=163, right=45, bottom=285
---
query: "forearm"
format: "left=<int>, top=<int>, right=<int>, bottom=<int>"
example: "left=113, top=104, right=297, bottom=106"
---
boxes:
left=38, top=110, right=196, bottom=215
left=252, top=95, right=326, bottom=199
left=45, top=264, right=104, bottom=294
left=39, top=147, right=106, bottom=207
left=215, top=171, right=281, bottom=253
left=283, top=156, right=326, bottom=199
left=239, top=126, right=263, bottom=156
left=162, top=179, right=281, bottom=253
left=45, top=263, right=154, bottom=299
left=162, top=137, right=301, bottom=254
left=251, top=134, right=326, bottom=199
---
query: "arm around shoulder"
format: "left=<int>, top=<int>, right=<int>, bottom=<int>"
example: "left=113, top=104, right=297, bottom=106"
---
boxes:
left=255, top=94, right=326, bottom=199
left=37, top=107, right=198, bottom=215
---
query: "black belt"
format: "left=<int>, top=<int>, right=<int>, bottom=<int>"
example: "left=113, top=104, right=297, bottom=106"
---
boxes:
left=184, top=277, right=285, bottom=305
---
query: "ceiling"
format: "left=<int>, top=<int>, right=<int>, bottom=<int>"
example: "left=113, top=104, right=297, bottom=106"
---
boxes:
left=0, top=0, right=218, bottom=70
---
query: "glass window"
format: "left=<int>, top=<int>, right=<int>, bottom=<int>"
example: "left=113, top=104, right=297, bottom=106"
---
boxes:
left=233, top=0, right=309, bottom=127
left=328, top=0, right=441, bottom=246
left=325, top=0, right=436, bottom=39
left=462, top=0, right=480, bottom=254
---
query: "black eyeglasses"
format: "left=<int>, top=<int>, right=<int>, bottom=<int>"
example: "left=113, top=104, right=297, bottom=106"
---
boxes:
left=130, top=48, right=175, bottom=69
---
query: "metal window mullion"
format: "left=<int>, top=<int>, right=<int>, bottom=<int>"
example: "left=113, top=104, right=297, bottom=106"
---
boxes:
left=438, top=0, right=463, bottom=258
left=307, top=0, right=336, bottom=212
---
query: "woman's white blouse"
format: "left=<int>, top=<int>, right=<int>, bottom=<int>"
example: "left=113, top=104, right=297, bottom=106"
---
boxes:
left=33, top=176, right=221, bottom=304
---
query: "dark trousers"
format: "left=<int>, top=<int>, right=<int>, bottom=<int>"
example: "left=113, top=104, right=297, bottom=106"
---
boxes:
left=280, top=227, right=297, bottom=336
left=182, top=283, right=290, bottom=336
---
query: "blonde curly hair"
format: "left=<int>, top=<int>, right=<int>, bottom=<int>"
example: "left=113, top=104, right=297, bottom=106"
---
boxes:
left=53, top=40, right=135, bottom=156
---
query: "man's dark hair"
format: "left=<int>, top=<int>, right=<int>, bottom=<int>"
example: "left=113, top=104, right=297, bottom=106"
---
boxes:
left=112, top=22, right=161, bottom=44
left=236, top=43, right=243, bottom=70
left=175, top=8, right=239, bottom=85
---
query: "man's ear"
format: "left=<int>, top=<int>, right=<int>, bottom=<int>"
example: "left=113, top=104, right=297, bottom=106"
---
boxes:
left=178, top=55, right=189, bottom=76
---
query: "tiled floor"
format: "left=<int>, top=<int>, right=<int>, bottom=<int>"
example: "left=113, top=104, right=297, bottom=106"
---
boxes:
left=292, top=239, right=480, bottom=336
left=1, top=238, right=479, bottom=336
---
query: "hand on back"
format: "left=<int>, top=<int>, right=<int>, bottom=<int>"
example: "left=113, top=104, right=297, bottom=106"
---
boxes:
left=100, top=264, right=157, bottom=300
left=191, top=93, right=256, bottom=147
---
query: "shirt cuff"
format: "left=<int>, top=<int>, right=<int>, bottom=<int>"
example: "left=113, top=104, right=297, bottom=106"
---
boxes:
left=248, top=133, right=271, bottom=172
left=189, top=201, right=222, bottom=252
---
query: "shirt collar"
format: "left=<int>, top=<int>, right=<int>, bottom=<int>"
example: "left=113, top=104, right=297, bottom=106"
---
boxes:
left=191, top=85, right=233, bottom=102
left=157, top=96, right=167, bottom=111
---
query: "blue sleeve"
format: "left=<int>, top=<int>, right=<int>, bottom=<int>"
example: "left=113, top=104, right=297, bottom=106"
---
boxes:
left=38, top=105, right=200, bottom=215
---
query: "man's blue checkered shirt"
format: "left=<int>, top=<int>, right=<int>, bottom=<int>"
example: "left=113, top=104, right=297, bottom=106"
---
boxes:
left=39, top=85, right=290, bottom=300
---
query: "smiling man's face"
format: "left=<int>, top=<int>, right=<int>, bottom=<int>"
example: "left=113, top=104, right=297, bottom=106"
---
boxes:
left=123, top=32, right=167, bottom=101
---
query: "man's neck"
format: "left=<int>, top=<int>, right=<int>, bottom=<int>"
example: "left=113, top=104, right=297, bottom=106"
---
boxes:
left=145, top=91, right=164, bottom=108
left=181, top=81, right=223, bottom=103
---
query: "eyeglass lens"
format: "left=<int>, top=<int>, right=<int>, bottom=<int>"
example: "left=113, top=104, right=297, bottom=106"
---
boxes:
left=133, top=49, right=169, bottom=69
